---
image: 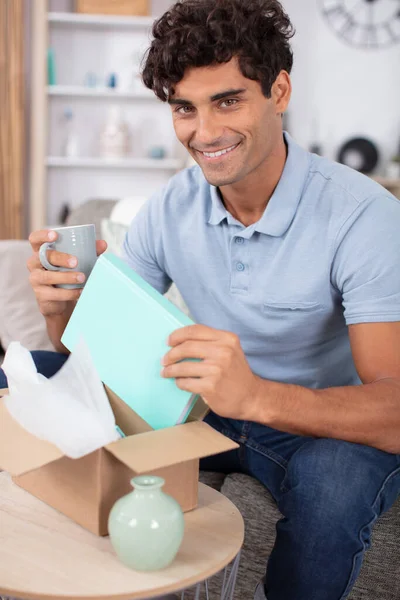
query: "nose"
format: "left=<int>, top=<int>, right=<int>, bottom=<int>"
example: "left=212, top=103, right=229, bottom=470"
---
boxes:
left=193, top=111, right=224, bottom=149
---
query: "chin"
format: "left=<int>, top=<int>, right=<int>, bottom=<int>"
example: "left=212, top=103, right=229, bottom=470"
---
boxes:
left=201, top=169, right=244, bottom=188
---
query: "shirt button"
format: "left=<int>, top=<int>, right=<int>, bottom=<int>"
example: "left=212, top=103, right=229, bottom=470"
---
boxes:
left=236, top=262, right=245, bottom=272
left=235, top=236, right=244, bottom=245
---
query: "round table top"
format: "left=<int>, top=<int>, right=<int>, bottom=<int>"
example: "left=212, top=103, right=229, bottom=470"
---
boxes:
left=0, top=472, right=244, bottom=600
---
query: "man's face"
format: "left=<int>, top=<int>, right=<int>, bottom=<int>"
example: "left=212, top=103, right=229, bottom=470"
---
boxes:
left=169, top=58, right=289, bottom=187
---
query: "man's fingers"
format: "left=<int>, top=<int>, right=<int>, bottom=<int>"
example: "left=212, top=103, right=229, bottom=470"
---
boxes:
left=168, top=324, right=227, bottom=346
left=162, top=360, right=220, bottom=380
left=28, top=232, right=106, bottom=266
left=168, top=325, right=240, bottom=353
left=28, top=229, right=57, bottom=251
left=34, top=284, right=82, bottom=304
left=27, top=250, right=73, bottom=273
left=163, top=340, right=226, bottom=366
left=30, top=268, right=85, bottom=287
left=42, top=249, right=78, bottom=269
left=175, top=378, right=210, bottom=395
left=27, top=254, right=42, bottom=272
left=96, top=240, right=108, bottom=256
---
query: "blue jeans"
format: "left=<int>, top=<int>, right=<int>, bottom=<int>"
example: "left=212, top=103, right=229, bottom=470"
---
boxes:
left=1, top=353, right=399, bottom=600
left=0, top=351, right=69, bottom=388
left=201, top=412, right=400, bottom=600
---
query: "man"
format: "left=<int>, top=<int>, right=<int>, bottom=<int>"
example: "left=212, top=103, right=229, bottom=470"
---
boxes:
left=2, top=0, right=400, bottom=598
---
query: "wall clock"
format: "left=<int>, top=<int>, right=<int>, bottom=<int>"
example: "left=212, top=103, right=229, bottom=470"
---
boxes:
left=320, top=0, right=400, bottom=49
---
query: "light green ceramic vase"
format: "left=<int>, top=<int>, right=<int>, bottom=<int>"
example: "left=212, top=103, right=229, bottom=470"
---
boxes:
left=108, top=475, right=185, bottom=571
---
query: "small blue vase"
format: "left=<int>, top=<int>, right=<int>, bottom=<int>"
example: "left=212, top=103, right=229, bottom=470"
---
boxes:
left=108, top=475, right=185, bottom=571
left=148, top=146, right=166, bottom=159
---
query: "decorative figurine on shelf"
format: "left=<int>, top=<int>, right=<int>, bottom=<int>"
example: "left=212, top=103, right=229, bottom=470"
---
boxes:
left=99, top=106, right=131, bottom=159
left=148, top=146, right=167, bottom=160
left=107, top=72, right=118, bottom=89
left=47, top=48, right=56, bottom=86
left=61, top=107, right=79, bottom=158
left=108, top=475, right=185, bottom=572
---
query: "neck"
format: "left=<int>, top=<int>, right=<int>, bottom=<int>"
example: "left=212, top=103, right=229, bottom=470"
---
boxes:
left=219, top=135, right=287, bottom=227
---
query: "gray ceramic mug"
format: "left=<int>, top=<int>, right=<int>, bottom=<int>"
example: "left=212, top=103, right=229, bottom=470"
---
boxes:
left=39, top=224, right=97, bottom=290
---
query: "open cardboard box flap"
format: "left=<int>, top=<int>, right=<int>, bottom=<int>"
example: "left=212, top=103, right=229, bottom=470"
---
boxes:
left=0, top=396, right=63, bottom=476
left=0, top=388, right=237, bottom=477
left=105, top=420, right=238, bottom=473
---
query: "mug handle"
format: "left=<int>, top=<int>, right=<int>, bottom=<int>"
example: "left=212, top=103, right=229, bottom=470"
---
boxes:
left=39, top=242, right=61, bottom=271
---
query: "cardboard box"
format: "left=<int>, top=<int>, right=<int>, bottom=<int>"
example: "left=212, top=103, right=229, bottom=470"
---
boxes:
left=76, top=0, right=149, bottom=16
left=0, top=387, right=237, bottom=535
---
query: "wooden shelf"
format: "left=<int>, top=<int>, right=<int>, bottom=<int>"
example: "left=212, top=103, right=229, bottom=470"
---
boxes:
left=47, top=85, right=156, bottom=100
left=47, top=12, right=154, bottom=28
left=46, top=157, right=182, bottom=170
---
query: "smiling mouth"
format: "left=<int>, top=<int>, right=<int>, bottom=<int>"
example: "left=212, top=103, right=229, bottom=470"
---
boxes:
left=196, top=143, right=240, bottom=161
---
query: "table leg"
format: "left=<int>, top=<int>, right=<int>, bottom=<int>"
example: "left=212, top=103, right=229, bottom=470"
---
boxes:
left=220, top=551, right=241, bottom=600
left=179, top=550, right=241, bottom=600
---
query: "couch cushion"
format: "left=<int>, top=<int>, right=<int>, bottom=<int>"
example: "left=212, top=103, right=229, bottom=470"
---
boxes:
left=350, top=499, right=400, bottom=600
left=65, top=199, right=118, bottom=238
left=0, top=241, right=54, bottom=352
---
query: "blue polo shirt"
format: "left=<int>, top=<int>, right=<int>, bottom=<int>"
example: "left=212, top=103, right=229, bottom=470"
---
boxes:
left=123, top=133, right=400, bottom=389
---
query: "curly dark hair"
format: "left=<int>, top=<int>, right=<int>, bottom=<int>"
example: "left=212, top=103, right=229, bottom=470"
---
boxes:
left=142, top=0, right=295, bottom=102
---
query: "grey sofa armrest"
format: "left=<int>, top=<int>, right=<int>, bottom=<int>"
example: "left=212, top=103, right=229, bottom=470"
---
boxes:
left=65, top=200, right=118, bottom=239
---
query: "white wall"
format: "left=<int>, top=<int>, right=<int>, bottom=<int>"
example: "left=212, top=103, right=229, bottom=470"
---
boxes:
left=281, top=0, right=400, bottom=169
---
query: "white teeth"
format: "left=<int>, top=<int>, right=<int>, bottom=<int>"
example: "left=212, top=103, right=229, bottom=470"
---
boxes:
left=202, top=144, right=237, bottom=158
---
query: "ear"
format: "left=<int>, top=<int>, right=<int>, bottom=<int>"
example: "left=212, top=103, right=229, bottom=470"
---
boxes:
left=272, top=70, right=292, bottom=115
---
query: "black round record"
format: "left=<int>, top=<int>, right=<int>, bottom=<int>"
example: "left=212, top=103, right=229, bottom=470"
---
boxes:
left=337, top=137, right=379, bottom=174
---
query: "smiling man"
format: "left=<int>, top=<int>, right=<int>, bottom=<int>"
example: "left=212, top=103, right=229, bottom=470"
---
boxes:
left=16, top=0, right=400, bottom=599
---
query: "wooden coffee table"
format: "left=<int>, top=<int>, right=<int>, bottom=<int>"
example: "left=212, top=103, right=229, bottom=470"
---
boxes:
left=0, top=472, right=244, bottom=600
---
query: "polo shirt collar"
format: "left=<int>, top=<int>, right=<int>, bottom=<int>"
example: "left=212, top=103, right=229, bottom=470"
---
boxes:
left=255, top=133, right=311, bottom=236
left=208, top=185, right=229, bottom=225
left=207, top=133, right=311, bottom=237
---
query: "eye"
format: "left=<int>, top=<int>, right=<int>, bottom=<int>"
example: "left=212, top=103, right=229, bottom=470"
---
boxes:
left=220, top=98, right=239, bottom=108
left=175, top=105, right=194, bottom=115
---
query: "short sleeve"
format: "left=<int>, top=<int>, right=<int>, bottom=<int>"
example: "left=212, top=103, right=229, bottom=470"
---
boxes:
left=331, top=194, right=400, bottom=325
left=121, top=189, right=172, bottom=294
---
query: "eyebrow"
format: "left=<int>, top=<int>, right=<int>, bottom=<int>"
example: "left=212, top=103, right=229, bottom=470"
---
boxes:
left=168, top=88, right=247, bottom=105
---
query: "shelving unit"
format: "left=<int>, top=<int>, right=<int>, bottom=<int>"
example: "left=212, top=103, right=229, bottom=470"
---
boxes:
left=47, top=85, right=156, bottom=100
left=47, top=11, right=154, bottom=28
left=30, top=1, right=182, bottom=230
left=46, top=157, right=182, bottom=170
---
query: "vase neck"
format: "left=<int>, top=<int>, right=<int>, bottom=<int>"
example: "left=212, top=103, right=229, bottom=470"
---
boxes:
left=131, top=475, right=165, bottom=492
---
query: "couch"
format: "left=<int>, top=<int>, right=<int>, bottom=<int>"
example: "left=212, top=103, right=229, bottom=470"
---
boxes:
left=1, top=199, right=399, bottom=599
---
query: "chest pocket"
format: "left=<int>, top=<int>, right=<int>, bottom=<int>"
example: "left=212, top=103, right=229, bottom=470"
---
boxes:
left=261, top=299, right=329, bottom=349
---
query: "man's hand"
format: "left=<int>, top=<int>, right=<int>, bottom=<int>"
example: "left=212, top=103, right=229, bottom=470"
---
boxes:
left=161, top=324, right=261, bottom=420
left=28, top=229, right=107, bottom=318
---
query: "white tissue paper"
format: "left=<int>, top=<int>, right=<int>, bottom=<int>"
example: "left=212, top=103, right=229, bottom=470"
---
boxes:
left=2, top=339, right=120, bottom=459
